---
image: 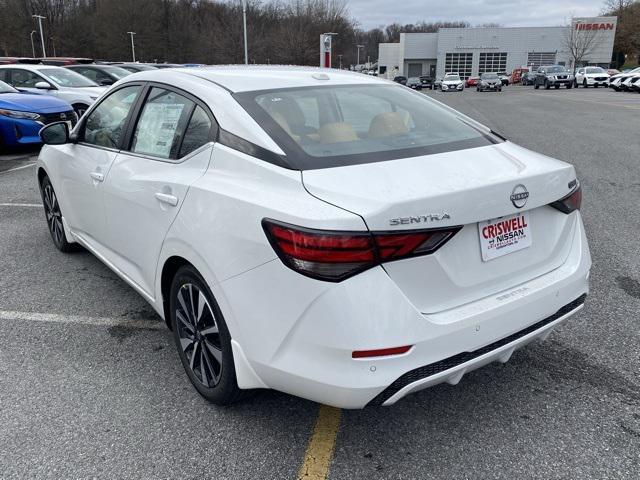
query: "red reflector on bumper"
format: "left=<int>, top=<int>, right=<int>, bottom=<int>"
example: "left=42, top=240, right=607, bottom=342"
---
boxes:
left=352, top=345, right=412, bottom=359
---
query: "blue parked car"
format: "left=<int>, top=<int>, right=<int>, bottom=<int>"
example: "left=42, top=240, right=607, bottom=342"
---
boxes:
left=0, top=80, right=76, bottom=149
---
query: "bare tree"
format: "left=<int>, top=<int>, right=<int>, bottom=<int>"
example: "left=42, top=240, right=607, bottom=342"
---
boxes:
left=564, top=17, right=602, bottom=71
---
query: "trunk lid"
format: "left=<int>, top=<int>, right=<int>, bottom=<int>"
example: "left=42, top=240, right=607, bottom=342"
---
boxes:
left=302, top=142, right=578, bottom=313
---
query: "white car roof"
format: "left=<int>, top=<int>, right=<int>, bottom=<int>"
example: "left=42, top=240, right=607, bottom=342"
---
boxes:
left=124, top=65, right=389, bottom=93
left=105, top=66, right=395, bottom=155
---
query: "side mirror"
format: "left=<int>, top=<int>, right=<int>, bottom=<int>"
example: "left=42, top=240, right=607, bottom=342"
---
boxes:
left=40, top=122, right=69, bottom=145
left=35, top=81, right=53, bottom=90
left=99, top=79, right=114, bottom=86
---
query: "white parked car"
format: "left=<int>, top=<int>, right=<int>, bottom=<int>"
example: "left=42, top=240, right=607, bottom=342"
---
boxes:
left=0, top=64, right=106, bottom=117
left=620, top=73, right=640, bottom=91
left=574, top=66, right=609, bottom=88
left=36, top=67, right=590, bottom=408
left=441, top=73, right=464, bottom=91
left=609, top=67, right=640, bottom=91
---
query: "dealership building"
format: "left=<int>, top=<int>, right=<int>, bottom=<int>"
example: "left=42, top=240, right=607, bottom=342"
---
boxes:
left=378, top=16, right=617, bottom=79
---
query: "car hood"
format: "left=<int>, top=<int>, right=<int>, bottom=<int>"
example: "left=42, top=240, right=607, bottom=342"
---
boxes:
left=0, top=92, right=71, bottom=112
left=55, top=85, right=107, bottom=97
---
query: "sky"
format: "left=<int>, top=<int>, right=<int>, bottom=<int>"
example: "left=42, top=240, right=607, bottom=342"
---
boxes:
left=346, top=0, right=606, bottom=30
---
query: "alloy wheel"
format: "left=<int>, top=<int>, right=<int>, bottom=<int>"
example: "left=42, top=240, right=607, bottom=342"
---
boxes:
left=175, top=283, right=223, bottom=388
left=43, top=183, right=64, bottom=246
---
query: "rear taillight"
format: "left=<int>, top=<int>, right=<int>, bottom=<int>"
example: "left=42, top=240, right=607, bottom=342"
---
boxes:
left=550, top=184, right=582, bottom=214
left=263, top=219, right=461, bottom=282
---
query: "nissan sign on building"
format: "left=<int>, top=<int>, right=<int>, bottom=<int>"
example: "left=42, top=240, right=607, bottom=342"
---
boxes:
left=377, top=16, right=617, bottom=80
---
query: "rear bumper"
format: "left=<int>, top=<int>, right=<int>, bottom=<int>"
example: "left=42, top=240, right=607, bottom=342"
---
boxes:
left=370, top=294, right=585, bottom=406
left=222, top=213, right=590, bottom=409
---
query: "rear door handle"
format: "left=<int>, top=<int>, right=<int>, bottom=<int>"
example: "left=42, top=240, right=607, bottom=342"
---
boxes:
left=89, top=171, right=104, bottom=182
left=155, top=192, right=179, bottom=207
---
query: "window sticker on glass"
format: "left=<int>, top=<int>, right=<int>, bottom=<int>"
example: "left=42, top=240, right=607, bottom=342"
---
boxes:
left=133, top=103, right=185, bottom=158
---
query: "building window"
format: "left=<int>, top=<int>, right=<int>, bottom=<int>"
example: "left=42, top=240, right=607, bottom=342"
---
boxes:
left=445, top=53, right=472, bottom=79
left=478, top=52, right=507, bottom=74
left=526, top=52, right=557, bottom=69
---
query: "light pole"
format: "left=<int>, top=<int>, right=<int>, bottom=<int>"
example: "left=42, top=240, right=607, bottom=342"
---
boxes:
left=355, top=44, right=364, bottom=70
left=30, top=30, right=36, bottom=58
left=32, top=15, right=46, bottom=57
left=127, top=32, right=136, bottom=62
left=50, top=37, right=56, bottom=57
left=242, top=0, right=248, bottom=64
left=338, top=54, right=343, bottom=69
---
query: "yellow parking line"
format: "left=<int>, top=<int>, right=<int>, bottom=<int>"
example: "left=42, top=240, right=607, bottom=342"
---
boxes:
left=298, top=405, right=342, bottom=480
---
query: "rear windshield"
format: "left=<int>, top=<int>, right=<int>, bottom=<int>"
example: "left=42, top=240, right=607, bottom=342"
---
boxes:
left=234, top=84, right=500, bottom=170
left=481, top=73, right=499, bottom=79
left=546, top=66, right=568, bottom=73
left=585, top=67, right=604, bottom=74
left=444, top=75, right=460, bottom=81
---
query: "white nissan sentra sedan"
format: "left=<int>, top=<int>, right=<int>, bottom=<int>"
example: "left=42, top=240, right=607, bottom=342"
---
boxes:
left=36, top=66, right=590, bottom=408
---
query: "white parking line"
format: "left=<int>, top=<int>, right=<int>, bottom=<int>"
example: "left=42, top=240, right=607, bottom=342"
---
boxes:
left=0, top=203, right=41, bottom=207
left=0, top=310, right=165, bottom=330
left=0, top=162, right=37, bottom=175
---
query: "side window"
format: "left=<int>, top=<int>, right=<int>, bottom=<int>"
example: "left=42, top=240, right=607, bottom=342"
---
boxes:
left=95, top=70, right=111, bottom=83
left=83, top=85, right=142, bottom=148
left=0, top=70, right=7, bottom=82
left=178, top=106, right=213, bottom=157
left=130, top=87, right=194, bottom=159
left=10, top=69, right=44, bottom=88
left=76, top=68, right=98, bottom=82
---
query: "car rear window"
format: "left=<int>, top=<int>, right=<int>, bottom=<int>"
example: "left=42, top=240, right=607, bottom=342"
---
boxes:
left=234, top=84, right=500, bottom=170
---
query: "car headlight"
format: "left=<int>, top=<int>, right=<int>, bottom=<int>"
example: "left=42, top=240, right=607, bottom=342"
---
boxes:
left=0, top=108, right=40, bottom=120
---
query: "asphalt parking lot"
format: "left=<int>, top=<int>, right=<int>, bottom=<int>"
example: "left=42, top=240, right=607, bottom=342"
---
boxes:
left=1, top=85, right=639, bottom=479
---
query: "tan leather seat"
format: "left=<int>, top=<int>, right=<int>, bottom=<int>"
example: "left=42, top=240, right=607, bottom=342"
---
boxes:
left=318, top=122, right=358, bottom=144
left=368, top=112, right=410, bottom=139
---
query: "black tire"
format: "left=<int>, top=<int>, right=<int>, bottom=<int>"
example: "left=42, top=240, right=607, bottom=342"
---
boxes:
left=583, top=80, right=588, bottom=88
left=545, top=80, right=550, bottom=90
left=594, top=84, right=599, bottom=88
left=170, top=265, right=249, bottom=405
left=555, top=84, right=560, bottom=89
left=574, top=79, right=578, bottom=87
left=567, top=83, right=572, bottom=89
left=40, top=176, right=79, bottom=253
left=534, top=82, right=539, bottom=89
left=72, top=103, right=89, bottom=118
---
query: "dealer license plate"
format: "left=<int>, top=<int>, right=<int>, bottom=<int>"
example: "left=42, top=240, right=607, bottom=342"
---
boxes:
left=478, top=212, right=532, bottom=261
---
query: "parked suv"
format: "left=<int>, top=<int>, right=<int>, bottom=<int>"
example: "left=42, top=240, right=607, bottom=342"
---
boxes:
left=0, top=64, right=106, bottom=117
left=534, top=65, right=573, bottom=90
left=574, top=67, right=609, bottom=88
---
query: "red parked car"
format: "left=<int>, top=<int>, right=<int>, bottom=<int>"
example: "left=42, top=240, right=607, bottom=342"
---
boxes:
left=465, top=76, right=480, bottom=87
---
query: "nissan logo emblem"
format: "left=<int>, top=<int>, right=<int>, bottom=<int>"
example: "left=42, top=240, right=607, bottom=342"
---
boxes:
left=510, top=184, right=529, bottom=208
